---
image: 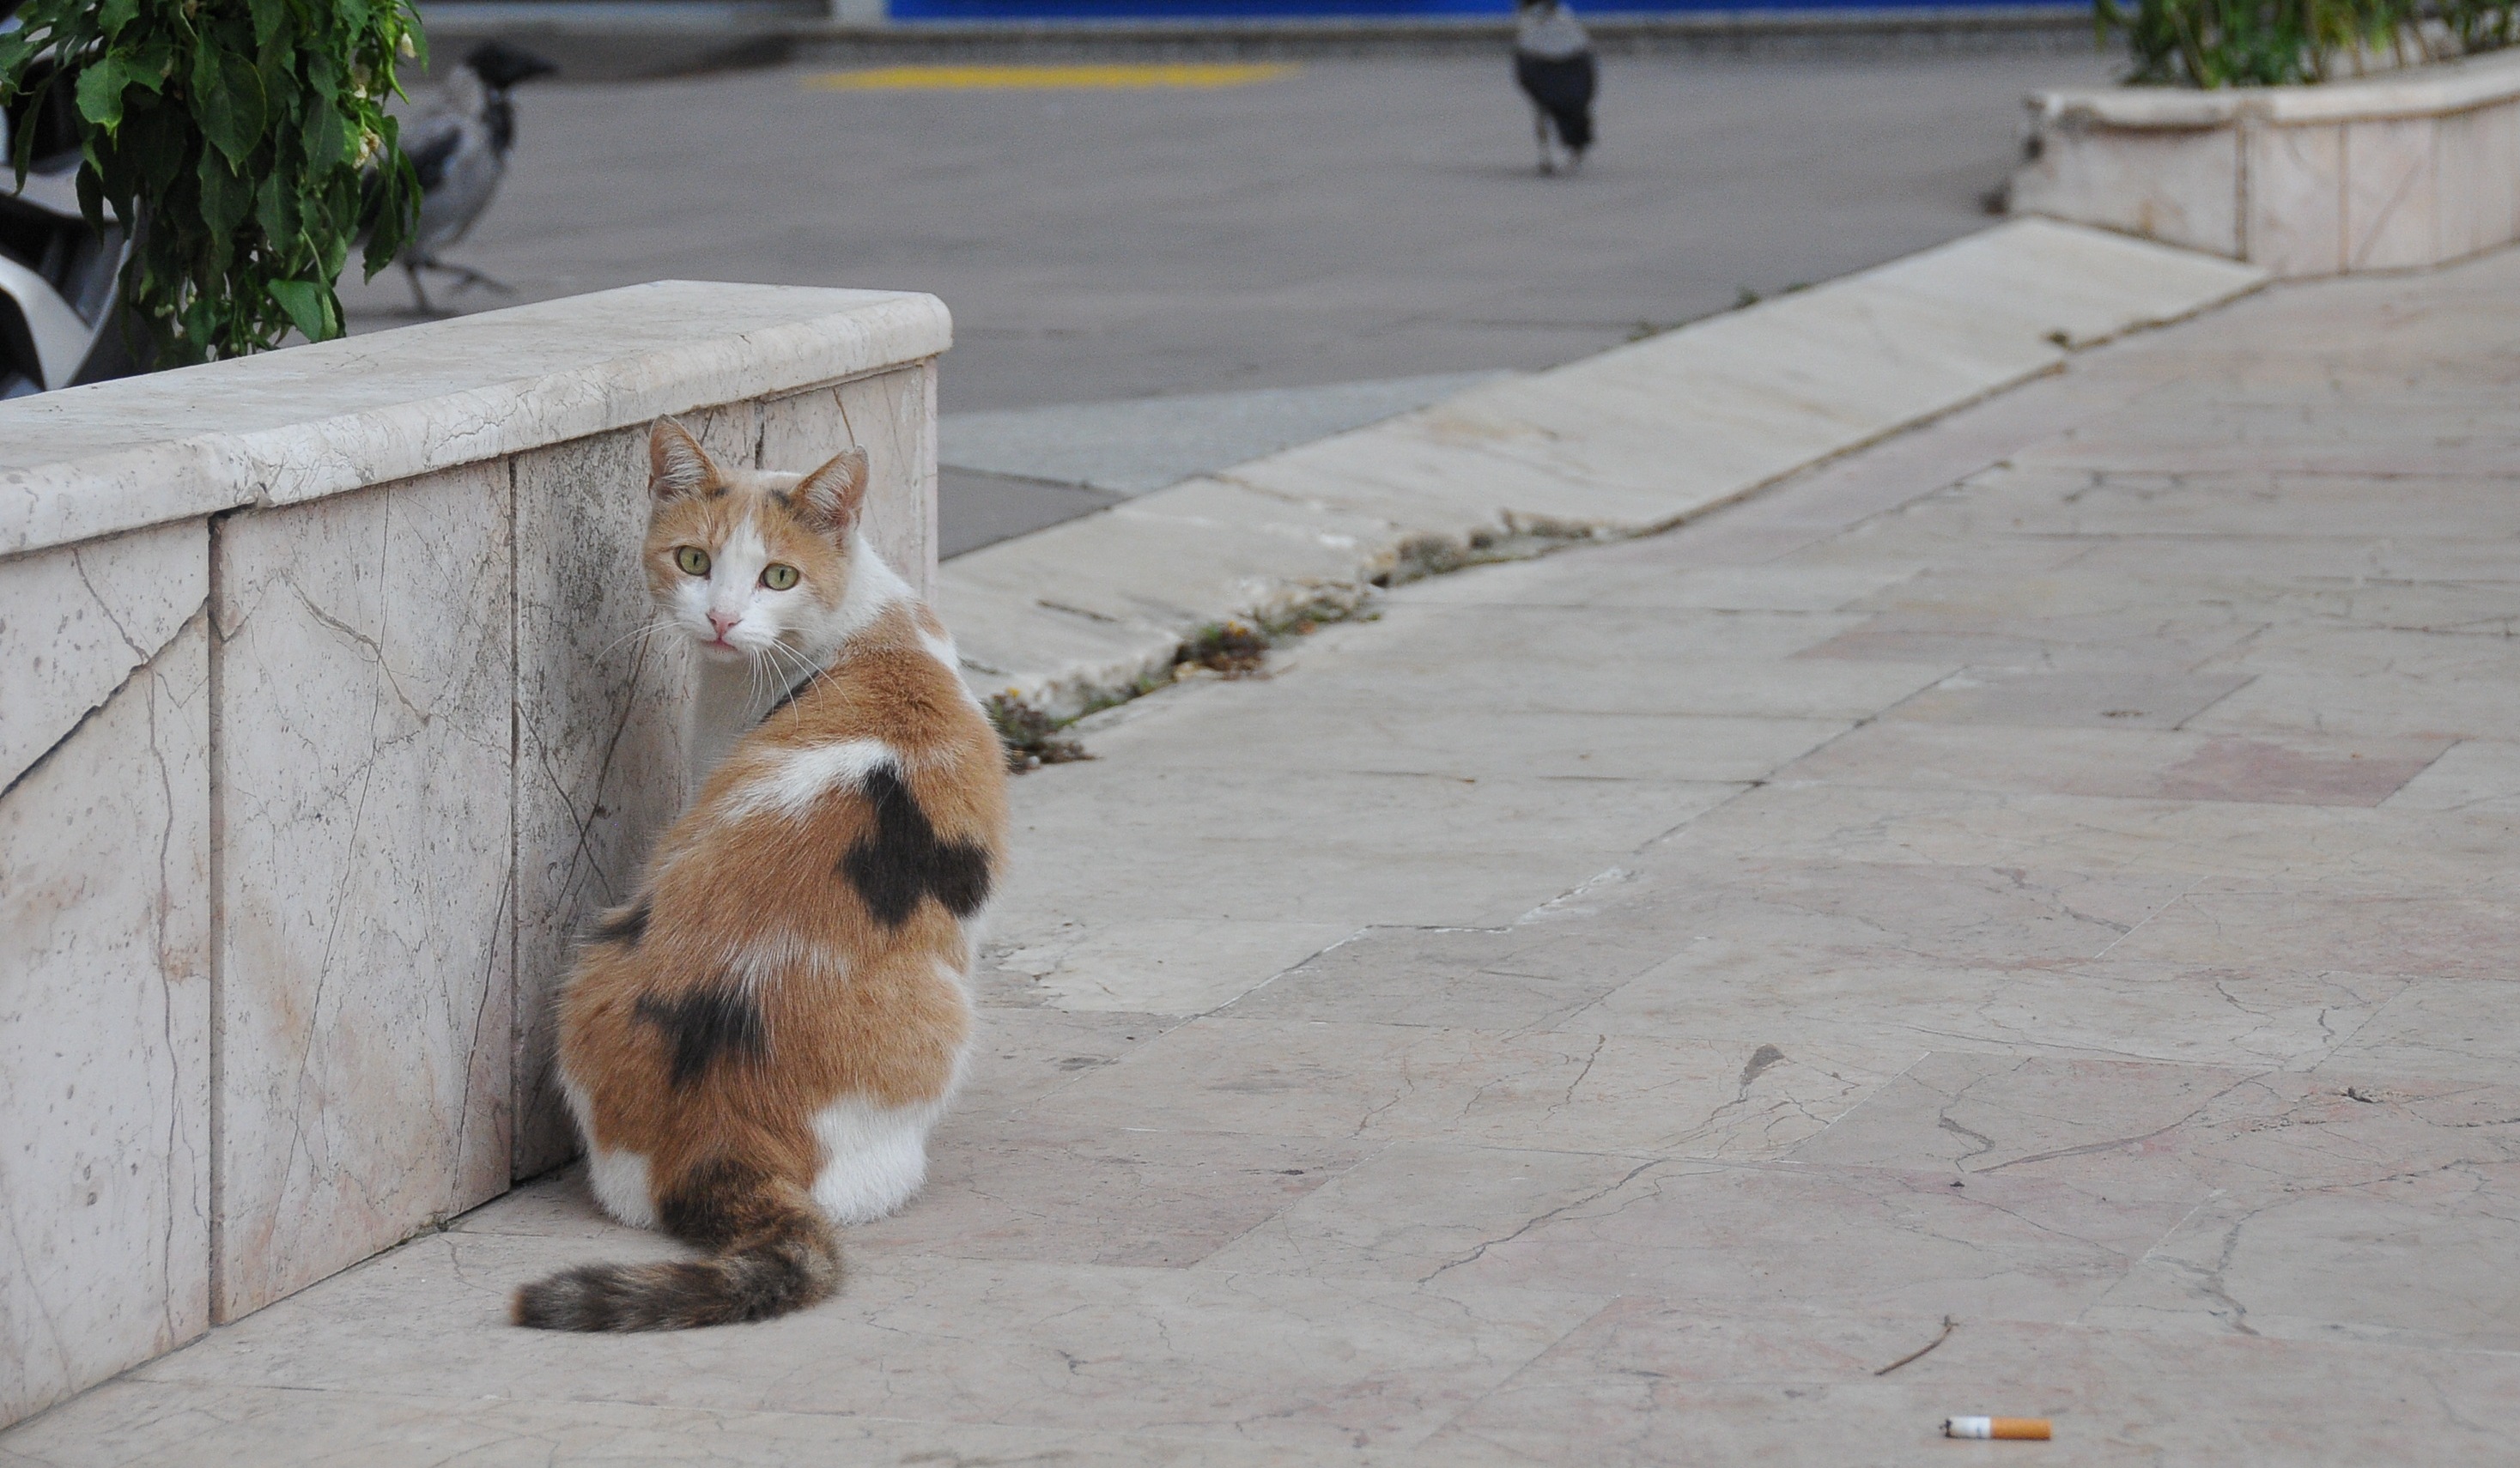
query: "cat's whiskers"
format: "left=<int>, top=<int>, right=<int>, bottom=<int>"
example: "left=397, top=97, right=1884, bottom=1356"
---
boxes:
left=593, top=616, right=677, bottom=666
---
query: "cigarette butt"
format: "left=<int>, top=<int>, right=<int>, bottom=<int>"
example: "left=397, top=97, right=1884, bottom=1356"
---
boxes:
left=1945, top=1416, right=2052, bottom=1441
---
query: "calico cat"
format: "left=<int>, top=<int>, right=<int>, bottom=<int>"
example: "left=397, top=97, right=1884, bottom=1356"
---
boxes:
left=513, top=419, right=1007, bottom=1332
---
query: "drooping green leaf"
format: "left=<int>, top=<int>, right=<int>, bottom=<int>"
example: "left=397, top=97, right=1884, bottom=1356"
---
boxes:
left=75, top=56, right=140, bottom=129
left=266, top=278, right=335, bottom=341
left=192, top=45, right=269, bottom=165
left=246, top=0, right=292, bottom=52
left=97, top=0, right=142, bottom=42
left=197, top=149, right=253, bottom=237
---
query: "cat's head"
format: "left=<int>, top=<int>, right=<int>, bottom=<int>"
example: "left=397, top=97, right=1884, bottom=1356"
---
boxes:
left=641, top=418, right=871, bottom=667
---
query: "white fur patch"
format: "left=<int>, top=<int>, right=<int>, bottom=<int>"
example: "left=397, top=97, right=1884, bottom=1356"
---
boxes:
left=724, top=738, right=898, bottom=821
left=586, top=1146, right=659, bottom=1230
left=810, top=1095, right=947, bottom=1225
left=562, top=1071, right=658, bottom=1229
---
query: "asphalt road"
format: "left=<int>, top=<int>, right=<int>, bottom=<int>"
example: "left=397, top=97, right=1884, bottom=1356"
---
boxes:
left=344, top=48, right=2115, bottom=414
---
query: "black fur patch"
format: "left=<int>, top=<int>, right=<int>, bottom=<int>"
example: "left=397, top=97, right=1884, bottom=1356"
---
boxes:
left=588, top=896, right=651, bottom=948
left=841, top=766, right=992, bottom=926
left=634, top=986, right=765, bottom=1089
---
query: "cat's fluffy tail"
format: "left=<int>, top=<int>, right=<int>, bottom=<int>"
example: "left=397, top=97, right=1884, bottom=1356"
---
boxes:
left=511, top=1162, right=841, bottom=1332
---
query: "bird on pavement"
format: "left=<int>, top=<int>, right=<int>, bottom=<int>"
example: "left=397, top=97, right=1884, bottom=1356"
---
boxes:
left=1514, top=0, right=1596, bottom=176
left=394, top=40, right=559, bottom=314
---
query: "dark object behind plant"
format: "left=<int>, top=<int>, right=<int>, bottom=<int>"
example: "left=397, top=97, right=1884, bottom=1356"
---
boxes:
left=0, top=18, right=132, bottom=395
left=2101, top=0, right=2518, bottom=88
left=392, top=39, right=556, bottom=314
left=0, top=0, right=426, bottom=368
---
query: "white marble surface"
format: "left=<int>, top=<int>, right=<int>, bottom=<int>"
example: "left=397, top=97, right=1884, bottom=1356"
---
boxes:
left=2013, top=126, right=2243, bottom=258
left=2345, top=116, right=2441, bottom=270
left=212, top=466, right=517, bottom=1319
left=0, top=282, right=950, bottom=560
left=2014, top=54, right=2520, bottom=277
left=0, top=519, right=207, bottom=792
left=0, top=618, right=209, bottom=1425
left=2245, top=124, right=2347, bottom=275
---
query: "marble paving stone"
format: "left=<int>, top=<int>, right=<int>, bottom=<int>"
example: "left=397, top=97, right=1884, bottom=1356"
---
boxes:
left=1253, top=652, right=1955, bottom=720
left=1005, top=762, right=1741, bottom=860
left=759, top=363, right=938, bottom=598
left=1389, top=557, right=1927, bottom=612
left=212, top=465, right=516, bottom=1319
left=1781, top=720, right=2453, bottom=806
left=992, top=917, right=1356, bottom=1014
left=1662, top=780, right=2520, bottom=888
left=1587, top=856, right=2198, bottom=967
left=1576, top=951, right=2400, bottom=1072
left=1796, top=613, right=2262, bottom=674
left=2076, top=1083, right=2520, bottom=1349
left=2197, top=625, right=2520, bottom=682
left=124, top=1233, right=1606, bottom=1455
left=0, top=519, right=206, bottom=793
left=1080, top=701, right=1849, bottom=784
left=845, top=1121, right=1375, bottom=1269
left=2186, top=670, right=2520, bottom=740
left=1948, top=464, right=2520, bottom=540
left=1033, top=1016, right=1918, bottom=1158
left=1431, top=1156, right=2202, bottom=1321
left=2109, top=883, right=2520, bottom=980
left=1881, top=669, right=2252, bottom=730
left=2318, top=978, right=2520, bottom=1083
left=1422, top=1305, right=2520, bottom=1467
left=0, top=621, right=209, bottom=1426
left=988, top=837, right=1638, bottom=933
left=1199, top=1142, right=1657, bottom=1284
left=1308, top=602, right=1871, bottom=667
left=1222, top=925, right=1643, bottom=1030
left=0, top=1382, right=1418, bottom=1468
left=2055, top=525, right=2520, bottom=592
left=1786, top=1050, right=2264, bottom=1188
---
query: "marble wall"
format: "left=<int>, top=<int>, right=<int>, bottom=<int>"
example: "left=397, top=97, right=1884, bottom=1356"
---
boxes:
left=0, top=616, right=210, bottom=1427
left=2013, top=65, right=2520, bottom=278
left=0, top=283, right=944, bottom=1425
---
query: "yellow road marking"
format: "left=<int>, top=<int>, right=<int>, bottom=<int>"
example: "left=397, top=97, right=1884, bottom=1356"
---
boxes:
left=804, top=63, right=1298, bottom=91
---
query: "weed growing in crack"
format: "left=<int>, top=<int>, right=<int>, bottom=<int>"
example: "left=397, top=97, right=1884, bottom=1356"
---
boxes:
left=1177, top=620, right=1273, bottom=676
left=985, top=693, right=1092, bottom=773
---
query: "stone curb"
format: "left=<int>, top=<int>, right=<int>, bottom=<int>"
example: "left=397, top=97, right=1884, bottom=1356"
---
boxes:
left=938, top=219, right=2268, bottom=721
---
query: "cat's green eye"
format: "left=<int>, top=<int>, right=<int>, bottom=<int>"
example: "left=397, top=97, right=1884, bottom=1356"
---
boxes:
left=762, top=563, right=800, bottom=591
left=675, top=546, right=711, bottom=577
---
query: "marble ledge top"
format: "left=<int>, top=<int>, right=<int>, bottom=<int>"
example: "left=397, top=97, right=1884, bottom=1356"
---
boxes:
left=2030, top=45, right=2520, bottom=128
left=0, top=281, right=952, bottom=559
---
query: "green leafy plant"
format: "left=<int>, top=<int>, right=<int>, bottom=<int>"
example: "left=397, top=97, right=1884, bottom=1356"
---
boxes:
left=2101, top=0, right=2519, bottom=87
left=0, top=0, right=425, bottom=365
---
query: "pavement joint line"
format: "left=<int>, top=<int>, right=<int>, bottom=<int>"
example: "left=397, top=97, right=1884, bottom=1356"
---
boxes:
left=938, top=218, right=2269, bottom=726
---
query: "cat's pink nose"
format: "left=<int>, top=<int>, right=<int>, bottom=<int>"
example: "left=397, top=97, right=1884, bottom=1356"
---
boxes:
left=708, top=611, right=740, bottom=639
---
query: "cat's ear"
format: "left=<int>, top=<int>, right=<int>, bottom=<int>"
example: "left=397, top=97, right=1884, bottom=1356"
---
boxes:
left=647, top=418, right=723, bottom=501
left=793, top=446, right=870, bottom=538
